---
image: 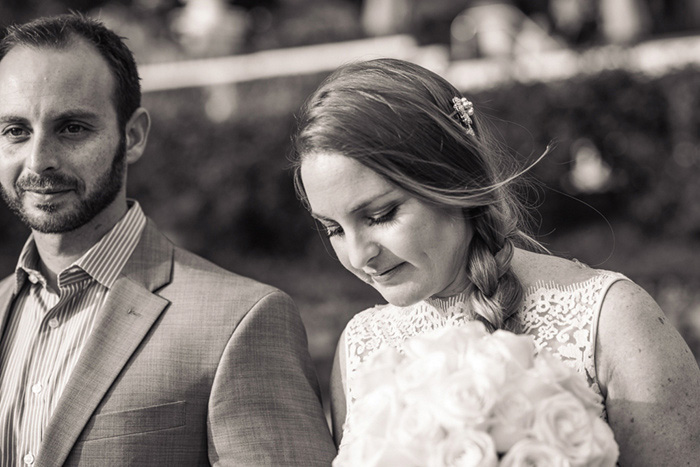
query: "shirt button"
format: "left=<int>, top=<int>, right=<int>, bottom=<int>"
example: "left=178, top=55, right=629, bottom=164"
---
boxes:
left=31, top=383, right=42, bottom=394
left=48, top=318, right=59, bottom=329
left=28, top=275, right=38, bottom=284
left=24, top=452, right=34, bottom=465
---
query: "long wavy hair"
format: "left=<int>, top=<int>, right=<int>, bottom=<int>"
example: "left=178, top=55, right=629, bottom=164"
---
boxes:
left=291, top=58, right=544, bottom=330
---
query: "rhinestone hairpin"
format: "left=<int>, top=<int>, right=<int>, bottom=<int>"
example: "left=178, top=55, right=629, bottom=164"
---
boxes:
left=452, top=96, right=475, bottom=136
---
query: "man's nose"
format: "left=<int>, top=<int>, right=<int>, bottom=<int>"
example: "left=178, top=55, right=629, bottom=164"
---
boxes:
left=347, top=232, right=380, bottom=271
left=26, top=133, right=60, bottom=173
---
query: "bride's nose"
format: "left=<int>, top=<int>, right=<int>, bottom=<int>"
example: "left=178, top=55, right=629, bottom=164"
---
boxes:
left=347, top=231, right=380, bottom=271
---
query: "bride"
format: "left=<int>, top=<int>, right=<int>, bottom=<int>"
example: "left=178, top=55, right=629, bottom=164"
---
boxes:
left=290, top=58, right=700, bottom=465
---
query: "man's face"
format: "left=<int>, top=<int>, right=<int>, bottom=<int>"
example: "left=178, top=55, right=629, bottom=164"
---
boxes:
left=0, top=39, right=126, bottom=233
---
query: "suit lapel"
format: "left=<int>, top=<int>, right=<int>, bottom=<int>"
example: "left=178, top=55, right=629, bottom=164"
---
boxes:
left=36, top=221, right=175, bottom=466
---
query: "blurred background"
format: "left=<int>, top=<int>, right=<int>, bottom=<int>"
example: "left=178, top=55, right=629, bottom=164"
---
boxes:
left=2, top=0, right=700, bottom=414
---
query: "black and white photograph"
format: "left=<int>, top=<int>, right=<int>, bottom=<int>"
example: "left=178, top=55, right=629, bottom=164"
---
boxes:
left=0, top=1, right=699, bottom=465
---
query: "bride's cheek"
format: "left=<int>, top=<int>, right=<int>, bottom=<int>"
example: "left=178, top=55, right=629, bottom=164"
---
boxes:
left=334, top=247, right=354, bottom=272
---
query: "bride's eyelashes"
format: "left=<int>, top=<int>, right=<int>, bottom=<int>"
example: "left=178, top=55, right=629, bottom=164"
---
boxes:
left=319, top=204, right=402, bottom=239
left=368, top=204, right=399, bottom=227
left=320, top=222, right=343, bottom=238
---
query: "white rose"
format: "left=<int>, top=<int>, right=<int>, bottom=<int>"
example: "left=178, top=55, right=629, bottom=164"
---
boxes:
left=434, top=321, right=490, bottom=349
left=461, top=343, right=511, bottom=389
left=445, top=321, right=491, bottom=357
left=586, top=416, right=620, bottom=467
left=429, top=368, right=499, bottom=430
left=531, top=392, right=608, bottom=466
left=345, top=383, right=401, bottom=439
left=515, top=369, right=563, bottom=402
left=534, top=351, right=604, bottom=412
left=394, top=351, right=449, bottom=396
left=499, top=439, right=571, bottom=467
left=428, top=429, right=498, bottom=467
left=404, top=323, right=490, bottom=364
left=488, top=385, right=536, bottom=453
left=352, top=345, right=404, bottom=399
left=333, top=436, right=420, bottom=467
left=488, top=329, right=537, bottom=371
left=392, top=398, right=446, bottom=457
left=488, top=370, right=562, bottom=454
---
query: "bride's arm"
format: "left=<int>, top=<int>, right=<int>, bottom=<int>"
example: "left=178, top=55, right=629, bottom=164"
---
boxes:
left=330, top=330, right=348, bottom=448
left=596, top=280, right=700, bottom=466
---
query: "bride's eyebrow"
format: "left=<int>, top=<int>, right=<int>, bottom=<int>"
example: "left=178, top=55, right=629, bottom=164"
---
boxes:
left=310, top=188, right=398, bottom=221
left=310, top=212, right=333, bottom=222
left=348, top=189, right=396, bottom=214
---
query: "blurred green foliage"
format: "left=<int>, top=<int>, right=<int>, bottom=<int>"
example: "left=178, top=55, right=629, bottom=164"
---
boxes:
left=481, top=68, right=700, bottom=240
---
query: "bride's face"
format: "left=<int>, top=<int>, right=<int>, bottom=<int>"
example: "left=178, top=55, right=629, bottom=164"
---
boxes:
left=301, top=152, right=472, bottom=307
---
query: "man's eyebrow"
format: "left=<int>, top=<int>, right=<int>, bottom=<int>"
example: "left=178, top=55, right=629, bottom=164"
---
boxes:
left=53, top=110, right=102, bottom=121
left=0, top=110, right=102, bottom=124
left=0, top=115, right=28, bottom=124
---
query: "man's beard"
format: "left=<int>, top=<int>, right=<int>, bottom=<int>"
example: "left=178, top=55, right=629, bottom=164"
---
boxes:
left=1, top=136, right=127, bottom=234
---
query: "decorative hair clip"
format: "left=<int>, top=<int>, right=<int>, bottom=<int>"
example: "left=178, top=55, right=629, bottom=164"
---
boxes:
left=452, top=96, right=475, bottom=136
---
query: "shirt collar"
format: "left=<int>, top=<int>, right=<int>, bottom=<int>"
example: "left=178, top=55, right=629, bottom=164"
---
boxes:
left=14, top=237, right=41, bottom=294
left=13, top=200, right=147, bottom=292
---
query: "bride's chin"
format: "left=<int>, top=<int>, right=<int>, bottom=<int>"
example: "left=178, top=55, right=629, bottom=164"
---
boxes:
left=355, top=273, right=427, bottom=306
left=378, top=288, right=425, bottom=308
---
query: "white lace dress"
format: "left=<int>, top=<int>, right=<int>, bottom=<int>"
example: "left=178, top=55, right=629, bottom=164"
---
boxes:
left=342, top=268, right=628, bottom=417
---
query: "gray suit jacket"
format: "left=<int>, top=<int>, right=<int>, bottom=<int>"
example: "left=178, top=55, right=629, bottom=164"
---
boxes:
left=0, top=220, right=336, bottom=466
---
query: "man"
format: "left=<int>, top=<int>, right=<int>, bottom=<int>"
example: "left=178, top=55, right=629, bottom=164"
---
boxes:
left=0, top=14, right=336, bottom=466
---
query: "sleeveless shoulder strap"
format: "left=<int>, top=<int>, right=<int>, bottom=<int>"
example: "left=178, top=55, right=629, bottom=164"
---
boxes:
left=518, top=269, right=629, bottom=403
left=589, top=270, right=629, bottom=380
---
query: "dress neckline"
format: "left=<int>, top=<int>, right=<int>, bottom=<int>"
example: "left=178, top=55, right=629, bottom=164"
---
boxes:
left=424, top=291, right=470, bottom=313
left=420, top=271, right=618, bottom=316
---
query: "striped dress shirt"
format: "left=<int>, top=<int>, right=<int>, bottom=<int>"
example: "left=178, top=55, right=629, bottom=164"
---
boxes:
left=0, top=202, right=146, bottom=466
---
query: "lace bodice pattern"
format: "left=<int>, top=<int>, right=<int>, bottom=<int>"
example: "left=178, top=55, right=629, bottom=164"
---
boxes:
left=343, top=269, right=628, bottom=408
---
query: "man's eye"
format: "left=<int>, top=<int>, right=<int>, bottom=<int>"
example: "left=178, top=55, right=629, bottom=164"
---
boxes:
left=3, top=127, right=28, bottom=137
left=63, top=124, right=85, bottom=134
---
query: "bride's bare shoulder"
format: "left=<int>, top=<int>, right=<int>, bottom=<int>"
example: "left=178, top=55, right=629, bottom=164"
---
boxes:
left=511, top=248, right=602, bottom=291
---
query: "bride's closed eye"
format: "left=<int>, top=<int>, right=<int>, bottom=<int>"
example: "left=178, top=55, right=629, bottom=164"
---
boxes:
left=320, top=222, right=343, bottom=238
left=317, top=204, right=401, bottom=239
left=368, top=204, right=399, bottom=226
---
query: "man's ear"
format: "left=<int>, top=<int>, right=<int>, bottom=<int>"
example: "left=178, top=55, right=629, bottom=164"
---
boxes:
left=124, top=107, right=151, bottom=165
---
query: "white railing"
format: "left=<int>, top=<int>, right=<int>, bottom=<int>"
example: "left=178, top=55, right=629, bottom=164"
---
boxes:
left=139, top=35, right=420, bottom=92
left=139, top=33, right=700, bottom=93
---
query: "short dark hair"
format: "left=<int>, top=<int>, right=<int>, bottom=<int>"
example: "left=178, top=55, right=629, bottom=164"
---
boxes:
left=0, top=13, right=141, bottom=129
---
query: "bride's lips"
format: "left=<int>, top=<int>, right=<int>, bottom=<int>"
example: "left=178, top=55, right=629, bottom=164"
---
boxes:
left=368, top=263, right=406, bottom=284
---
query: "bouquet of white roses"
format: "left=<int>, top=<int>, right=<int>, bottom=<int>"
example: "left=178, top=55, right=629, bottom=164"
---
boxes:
left=334, top=322, right=619, bottom=466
